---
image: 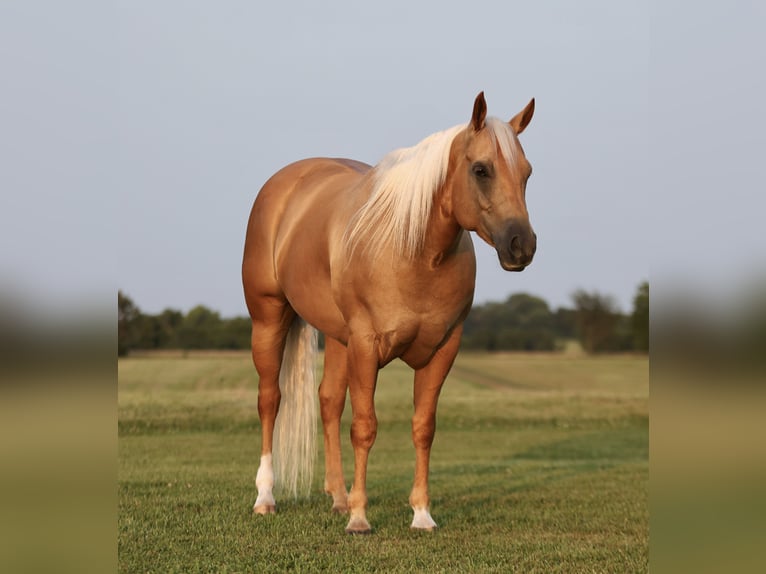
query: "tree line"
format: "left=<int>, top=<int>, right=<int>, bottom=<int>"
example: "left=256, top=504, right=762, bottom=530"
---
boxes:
left=118, top=281, right=649, bottom=356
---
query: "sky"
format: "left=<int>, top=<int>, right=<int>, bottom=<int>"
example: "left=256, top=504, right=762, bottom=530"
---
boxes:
left=0, top=1, right=764, bottom=319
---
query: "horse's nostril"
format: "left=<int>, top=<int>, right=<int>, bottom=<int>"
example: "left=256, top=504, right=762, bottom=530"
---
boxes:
left=510, top=235, right=522, bottom=258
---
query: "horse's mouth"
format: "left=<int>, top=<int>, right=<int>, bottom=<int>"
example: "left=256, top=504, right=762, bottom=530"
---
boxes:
left=499, top=260, right=528, bottom=272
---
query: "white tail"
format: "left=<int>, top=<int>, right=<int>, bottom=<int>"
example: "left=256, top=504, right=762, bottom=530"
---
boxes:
left=273, top=317, right=318, bottom=497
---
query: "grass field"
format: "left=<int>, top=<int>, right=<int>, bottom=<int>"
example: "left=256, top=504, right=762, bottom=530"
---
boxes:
left=118, top=351, right=648, bottom=573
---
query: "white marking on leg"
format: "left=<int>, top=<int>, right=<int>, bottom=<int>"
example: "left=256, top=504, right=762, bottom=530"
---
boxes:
left=410, top=507, right=437, bottom=530
left=254, top=454, right=275, bottom=512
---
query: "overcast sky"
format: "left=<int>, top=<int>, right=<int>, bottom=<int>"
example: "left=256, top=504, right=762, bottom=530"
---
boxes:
left=1, top=1, right=763, bottom=318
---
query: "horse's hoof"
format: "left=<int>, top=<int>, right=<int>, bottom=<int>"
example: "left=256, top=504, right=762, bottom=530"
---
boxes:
left=345, top=516, right=372, bottom=534
left=410, top=508, right=438, bottom=531
left=253, top=504, right=276, bottom=515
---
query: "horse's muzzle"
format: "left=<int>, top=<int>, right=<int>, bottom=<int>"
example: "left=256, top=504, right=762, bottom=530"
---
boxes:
left=495, top=224, right=536, bottom=272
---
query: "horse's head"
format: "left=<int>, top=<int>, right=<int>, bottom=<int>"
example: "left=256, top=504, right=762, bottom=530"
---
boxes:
left=448, top=92, right=536, bottom=271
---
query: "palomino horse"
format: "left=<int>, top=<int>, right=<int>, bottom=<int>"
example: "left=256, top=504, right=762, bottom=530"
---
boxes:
left=242, top=92, right=536, bottom=533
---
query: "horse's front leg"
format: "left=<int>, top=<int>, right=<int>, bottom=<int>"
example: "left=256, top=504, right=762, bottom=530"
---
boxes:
left=410, top=326, right=462, bottom=531
left=344, top=335, right=380, bottom=534
left=319, top=336, right=349, bottom=513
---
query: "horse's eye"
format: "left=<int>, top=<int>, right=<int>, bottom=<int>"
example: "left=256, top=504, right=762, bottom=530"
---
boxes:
left=472, top=163, right=490, bottom=179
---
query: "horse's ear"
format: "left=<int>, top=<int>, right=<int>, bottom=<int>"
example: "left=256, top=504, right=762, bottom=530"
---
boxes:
left=509, top=98, right=535, bottom=135
left=471, top=91, right=487, bottom=131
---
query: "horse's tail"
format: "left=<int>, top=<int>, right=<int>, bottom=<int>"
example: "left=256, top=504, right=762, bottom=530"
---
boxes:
left=273, top=317, right=318, bottom=498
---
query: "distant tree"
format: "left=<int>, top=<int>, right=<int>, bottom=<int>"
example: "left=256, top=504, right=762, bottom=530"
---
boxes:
left=118, top=294, right=258, bottom=351
left=571, top=289, right=620, bottom=353
left=504, top=293, right=556, bottom=350
left=178, top=305, right=222, bottom=349
left=552, top=307, right=577, bottom=340
left=135, top=314, right=162, bottom=349
left=157, top=309, right=184, bottom=348
left=507, top=293, right=551, bottom=325
left=118, top=291, right=141, bottom=356
left=462, top=293, right=556, bottom=351
left=611, top=314, right=637, bottom=352
left=135, top=308, right=184, bottom=349
left=461, top=303, right=499, bottom=351
left=631, top=281, right=649, bottom=352
left=218, top=316, right=251, bottom=349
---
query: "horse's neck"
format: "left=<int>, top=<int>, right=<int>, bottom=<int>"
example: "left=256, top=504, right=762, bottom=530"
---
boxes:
left=421, top=183, right=464, bottom=264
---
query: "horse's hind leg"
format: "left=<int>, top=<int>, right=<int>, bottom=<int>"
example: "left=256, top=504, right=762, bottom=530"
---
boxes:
left=319, top=336, right=349, bottom=513
left=248, top=296, right=295, bottom=515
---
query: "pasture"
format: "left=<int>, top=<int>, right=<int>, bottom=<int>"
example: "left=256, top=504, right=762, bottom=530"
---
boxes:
left=118, top=351, right=648, bottom=573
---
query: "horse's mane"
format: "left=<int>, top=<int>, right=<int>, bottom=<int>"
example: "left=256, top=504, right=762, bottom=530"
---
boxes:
left=343, top=117, right=519, bottom=260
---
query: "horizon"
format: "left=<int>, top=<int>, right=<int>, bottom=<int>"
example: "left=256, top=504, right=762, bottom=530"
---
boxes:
left=121, top=279, right=647, bottom=320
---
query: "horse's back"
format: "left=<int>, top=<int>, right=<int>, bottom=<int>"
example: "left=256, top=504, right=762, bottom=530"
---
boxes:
left=246, top=157, right=367, bottom=232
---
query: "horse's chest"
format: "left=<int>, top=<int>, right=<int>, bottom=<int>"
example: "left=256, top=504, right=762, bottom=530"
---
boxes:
left=341, top=248, right=476, bottom=367
left=371, top=299, right=468, bottom=369
left=394, top=318, right=458, bottom=369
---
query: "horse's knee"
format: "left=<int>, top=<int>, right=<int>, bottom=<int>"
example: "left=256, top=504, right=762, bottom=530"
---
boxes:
left=318, top=382, right=339, bottom=408
left=350, top=416, right=377, bottom=450
left=319, top=388, right=345, bottom=422
left=411, top=416, right=436, bottom=450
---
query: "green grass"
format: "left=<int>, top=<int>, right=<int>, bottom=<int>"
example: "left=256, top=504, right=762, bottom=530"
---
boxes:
left=119, top=351, right=648, bottom=573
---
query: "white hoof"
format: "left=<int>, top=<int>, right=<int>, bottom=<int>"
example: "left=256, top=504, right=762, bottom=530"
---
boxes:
left=410, top=507, right=438, bottom=531
left=253, top=492, right=276, bottom=514
left=254, top=454, right=275, bottom=515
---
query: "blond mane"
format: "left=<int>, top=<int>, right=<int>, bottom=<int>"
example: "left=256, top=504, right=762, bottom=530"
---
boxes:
left=343, top=118, right=519, bottom=259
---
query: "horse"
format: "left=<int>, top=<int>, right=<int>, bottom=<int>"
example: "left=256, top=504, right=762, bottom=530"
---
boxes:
left=242, top=92, right=536, bottom=534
